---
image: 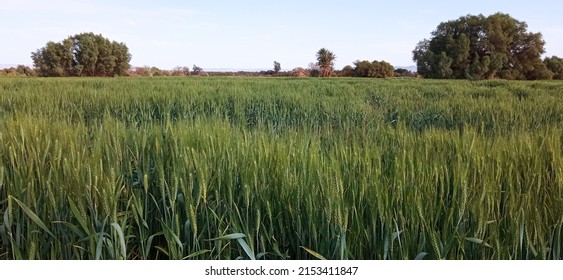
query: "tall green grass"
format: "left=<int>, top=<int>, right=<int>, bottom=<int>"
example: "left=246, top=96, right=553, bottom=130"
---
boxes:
left=0, top=77, right=562, bottom=259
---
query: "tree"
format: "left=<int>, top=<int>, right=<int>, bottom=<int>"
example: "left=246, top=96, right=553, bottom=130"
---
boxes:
left=291, top=67, right=307, bottom=77
left=17, top=65, right=36, bottom=77
left=316, top=48, right=336, bottom=77
left=31, top=32, right=131, bottom=77
left=372, top=60, right=395, bottom=78
left=339, top=65, right=354, bottom=77
left=544, top=56, right=563, bottom=79
left=273, top=61, right=281, bottom=73
left=353, top=60, right=375, bottom=77
left=413, top=13, right=548, bottom=80
left=0, top=65, right=36, bottom=77
left=352, top=60, right=394, bottom=78
left=171, top=66, right=190, bottom=76
left=192, top=65, right=203, bottom=75
left=307, top=62, right=320, bottom=77
left=150, top=66, right=164, bottom=76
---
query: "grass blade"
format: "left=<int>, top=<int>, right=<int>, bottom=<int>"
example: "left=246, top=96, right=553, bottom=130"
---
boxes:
left=415, top=252, right=428, bottom=260
left=10, top=196, right=55, bottom=238
left=69, top=198, right=90, bottom=235
left=184, top=249, right=211, bottom=259
left=3, top=208, right=10, bottom=229
left=111, top=222, right=127, bottom=259
left=206, top=233, right=246, bottom=241
left=300, top=246, right=327, bottom=260
left=95, top=233, right=106, bottom=260
left=465, top=237, right=492, bottom=248
left=236, top=238, right=256, bottom=260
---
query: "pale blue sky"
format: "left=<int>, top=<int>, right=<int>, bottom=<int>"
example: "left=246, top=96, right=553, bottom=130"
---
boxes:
left=1, top=0, right=562, bottom=70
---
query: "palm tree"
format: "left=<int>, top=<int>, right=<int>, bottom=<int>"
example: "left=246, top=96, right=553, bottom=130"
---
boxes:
left=316, top=48, right=336, bottom=77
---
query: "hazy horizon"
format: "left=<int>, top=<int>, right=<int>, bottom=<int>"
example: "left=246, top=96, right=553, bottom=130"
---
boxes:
left=1, top=0, right=562, bottom=70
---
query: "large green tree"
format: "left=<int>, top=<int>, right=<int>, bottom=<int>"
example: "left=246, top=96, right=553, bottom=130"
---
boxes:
left=413, top=13, right=549, bottom=80
left=316, top=48, right=336, bottom=77
left=31, top=32, right=131, bottom=77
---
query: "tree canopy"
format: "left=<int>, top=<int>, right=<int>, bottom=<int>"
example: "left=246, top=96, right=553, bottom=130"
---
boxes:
left=352, top=60, right=394, bottom=78
left=413, top=13, right=550, bottom=80
left=31, top=32, right=131, bottom=77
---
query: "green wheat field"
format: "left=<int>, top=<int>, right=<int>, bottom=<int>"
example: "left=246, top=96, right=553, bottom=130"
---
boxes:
left=0, top=77, right=562, bottom=260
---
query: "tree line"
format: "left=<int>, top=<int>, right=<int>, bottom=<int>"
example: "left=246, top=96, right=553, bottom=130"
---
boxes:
left=291, top=13, right=561, bottom=80
left=0, top=65, right=36, bottom=77
left=9, top=13, right=563, bottom=79
left=287, top=48, right=403, bottom=78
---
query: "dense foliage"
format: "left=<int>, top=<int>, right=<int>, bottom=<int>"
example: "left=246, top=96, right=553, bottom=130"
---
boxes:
left=544, top=56, right=563, bottom=80
left=0, top=65, right=36, bottom=77
left=0, top=77, right=562, bottom=260
left=31, top=33, right=131, bottom=77
left=352, top=60, right=395, bottom=78
left=413, top=13, right=551, bottom=80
